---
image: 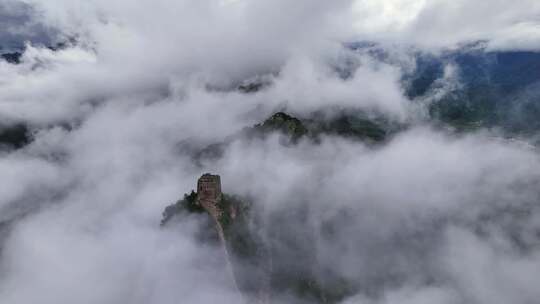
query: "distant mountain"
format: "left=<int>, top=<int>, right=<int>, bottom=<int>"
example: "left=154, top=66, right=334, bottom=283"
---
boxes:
left=178, top=111, right=399, bottom=168
left=0, top=40, right=74, bottom=65
left=406, top=46, right=540, bottom=134
left=345, top=42, right=540, bottom=134
left=1, top=51, right=22, bottom=64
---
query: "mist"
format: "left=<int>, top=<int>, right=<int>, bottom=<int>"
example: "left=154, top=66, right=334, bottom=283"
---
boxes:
left=1, top=0, right=540, bottom=303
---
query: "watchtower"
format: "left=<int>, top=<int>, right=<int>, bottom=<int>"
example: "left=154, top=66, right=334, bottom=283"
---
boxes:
left=197, top=173, right=222, bottom=202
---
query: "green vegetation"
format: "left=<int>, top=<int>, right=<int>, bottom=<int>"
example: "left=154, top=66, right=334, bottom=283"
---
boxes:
left=161, top=189, right=267, bottom=297
left=160, top=188, right=358, bottom=303
left=220, top=194, right=261, bottom=260
left=251, top=112, right=309, bottom=142
left=428, top=88, right=497, bottom=132
left=306, top=113, right=391, bottom=142
left=160, top=191, right=202, bottom=226
left=249, top=111, right=394, bottom=144
left=160, top=190, right=258, bottom=260
left=407, top=50, right=540, bottom=136
left=190, top=111, right=396, bottom=165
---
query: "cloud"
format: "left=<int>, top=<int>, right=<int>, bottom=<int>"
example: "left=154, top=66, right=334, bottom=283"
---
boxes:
left=0, top=1, right=540, bottom=303
left=210, top=128, right=540, bottom=302
left=441, top=226, right=540, bottom=304
left=352, top=0, right=540, bottom=50
left=0, top=0, right=58, bottom=49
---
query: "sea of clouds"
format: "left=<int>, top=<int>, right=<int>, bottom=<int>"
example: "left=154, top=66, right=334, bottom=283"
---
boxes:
left=1, top=0, right=540, bottom=303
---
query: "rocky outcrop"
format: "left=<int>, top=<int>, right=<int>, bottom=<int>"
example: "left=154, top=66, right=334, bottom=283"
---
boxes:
left=162, top=174, right=270, bottom=303
left=194, top=174, right=245, bottom=300
left=162, top=174, right=353, bottom=303
left=181, top=111, right=396, bottom=166
left=251, top=112, right=308, bottom=143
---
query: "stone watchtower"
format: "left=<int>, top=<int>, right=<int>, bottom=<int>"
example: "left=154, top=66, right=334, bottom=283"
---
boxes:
left=196, top=173, right=244, bottom=298
left=197, top=173, right=222, bottom=202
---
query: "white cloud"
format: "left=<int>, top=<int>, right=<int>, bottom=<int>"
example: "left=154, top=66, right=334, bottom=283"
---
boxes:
left=352, top=0, right=540, bottom=50
left=1, top=1, right=540, bottom=303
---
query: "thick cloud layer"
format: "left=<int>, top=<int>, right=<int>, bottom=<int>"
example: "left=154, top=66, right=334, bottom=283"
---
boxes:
left=1, top=1, right=540, bottom=303
left=352, top=0, right=540, bottom=50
